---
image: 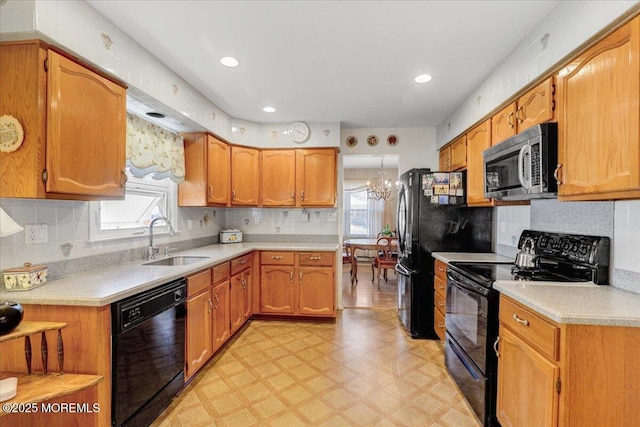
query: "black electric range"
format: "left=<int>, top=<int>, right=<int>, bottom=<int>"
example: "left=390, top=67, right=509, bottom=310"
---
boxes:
left=444, top=230, right=610, bottom=426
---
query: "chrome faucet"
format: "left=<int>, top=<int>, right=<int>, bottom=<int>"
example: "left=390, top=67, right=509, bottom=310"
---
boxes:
left=148, top=217, right=175, bottom=260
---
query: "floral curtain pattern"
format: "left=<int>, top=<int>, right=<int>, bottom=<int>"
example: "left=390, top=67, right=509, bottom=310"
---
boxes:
left=126, top=113, right=185, bottom=183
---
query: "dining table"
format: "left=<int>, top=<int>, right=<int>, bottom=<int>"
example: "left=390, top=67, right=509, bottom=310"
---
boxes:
left=344, top=238, right=398, bottom=285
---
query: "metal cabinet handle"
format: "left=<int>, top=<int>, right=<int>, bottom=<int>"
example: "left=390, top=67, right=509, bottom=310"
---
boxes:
left=120, top=169, right=128, bottom=187
left=240, top=260, right=247, bottom=265
left=494, top=336, right=501, bottom=357
left=438, top=283, right=445, bottom=290
left=272, top=256, right=283, bottom=260
left=516, top=106, right=525, bottom=123
left=310, top=256, right=322, bottom=261
left=232, top=189, right=236, bottom=201
left=289, top=271, right=293, bottom=282
left=208, top=298, right=213, bottom=313
left=214, top=294, right=219, bottom=302
left=438, top=266, right=445, bottom=272
left=437, top=301, right=444, bottom=307
left=292, top=192, right=296, bottom=201
left=300, top=190, right=305, bottom=201
left=513, top=313, right=530, bottom=326
left=507, top=111, right=514, bottom=128
left=437, top=321, right=444, bottom=329
left=299, top=272, right=303, bottom=284
left=208, top=185, right=214, bottom=197
left=554, top=164, right=563, bottom=185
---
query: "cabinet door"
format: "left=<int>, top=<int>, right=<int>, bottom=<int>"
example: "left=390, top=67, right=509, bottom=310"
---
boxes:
left=207, top=135, right=230, bottom=205
left=556, top=16, right=640, bottom=200
left=241, top=268, right=252, bottom=322
left=449, top=135, right=467, bottom=171
left=298, top=267, right=335, bottom=316
left=186, top=290, right=213, bottom=379
left=262, top=150, right=296, bottom=206
left=229, top=272, right=244, bottom=334
left=516, top=78, right=555, bottom=133
left=46, top=50, right=126, bottom=197
left=230, top=146, right=260, bottom=205
left=438, top=145, right=451, bottom=171
left=466, top=119, right=492, bottom=206
left=212, top=281, right=230, bottom=352
left=496, top=325, right=559, bottom=427
left=179, top=133, right=208, bottom=206
left=491, top=103, right=517, bottom=145
left=296, top=149, right=336, bottom=206
left=260, top=266, right=295, bottom=314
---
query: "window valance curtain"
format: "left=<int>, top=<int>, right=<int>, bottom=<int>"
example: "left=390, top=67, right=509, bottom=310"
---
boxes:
left=126, top=112, right=185, bottom=183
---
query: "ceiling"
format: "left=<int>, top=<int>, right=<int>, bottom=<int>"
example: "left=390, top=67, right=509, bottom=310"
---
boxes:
left=88, top=1, right=558, bottom=129
left=343, top=155, right=399, bottom=170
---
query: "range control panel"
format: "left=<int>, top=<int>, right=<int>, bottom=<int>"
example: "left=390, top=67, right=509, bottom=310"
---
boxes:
left=518, top=230, right=610, bottom=266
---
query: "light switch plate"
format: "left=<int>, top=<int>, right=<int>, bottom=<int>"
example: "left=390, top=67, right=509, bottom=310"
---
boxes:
left=25, top=224, right=48, bottom=245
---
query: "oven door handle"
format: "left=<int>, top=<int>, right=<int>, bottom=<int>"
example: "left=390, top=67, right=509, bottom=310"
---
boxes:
left=447, top=275, right=490, bottom=297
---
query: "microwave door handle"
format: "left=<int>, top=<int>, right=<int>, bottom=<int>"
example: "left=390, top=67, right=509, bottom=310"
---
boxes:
left=517, top=145, right=531, bottom=190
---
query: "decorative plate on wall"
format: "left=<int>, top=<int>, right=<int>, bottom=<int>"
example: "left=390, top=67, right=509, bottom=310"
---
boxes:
left=0, top=115, right=25, bottom=153
left=387, top=135, right=398, bottom=146
left=367, top=135, right=378, bottom=147
left=346, top=136, right=358, bottom=147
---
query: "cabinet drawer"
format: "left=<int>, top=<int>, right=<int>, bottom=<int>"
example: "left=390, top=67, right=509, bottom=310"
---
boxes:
left=261, top=251, right=295, bottom=265
left=434, top=308, right=446, bottom=341
left=299, top=252, right=334, bottom=266
left=187, top=269, right=212, bottom=296
left=212, top=262, right=230, bottom=284
left=500, top=295, right=560, bottom=361
left=435, top=259, right=448, bottom=283
left=231, top=253, right=253, bottom=275
left=434, top=276, right=447, bottom=298
left=435, top=291, right=446, bottom=313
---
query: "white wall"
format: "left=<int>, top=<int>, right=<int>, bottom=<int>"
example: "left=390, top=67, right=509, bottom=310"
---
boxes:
left=339, top=127, right=438, bottom=174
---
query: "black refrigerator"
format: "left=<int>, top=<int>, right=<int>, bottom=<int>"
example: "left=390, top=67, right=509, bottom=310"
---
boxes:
left=396, top=168, right=492, bottom=338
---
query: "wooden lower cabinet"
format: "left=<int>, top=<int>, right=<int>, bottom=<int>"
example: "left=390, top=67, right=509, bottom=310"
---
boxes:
left=496, top=294, right=640, bottom=427
left=212, top=280, right=230, bottom=352
left=230, top=266, right=251, bottom=334
left=433, top=259, right=448, bottom=340
left=496, top=325, right=559, bottom=427
left=185, top=287, right=213, bottom=379
left=260, top=251, right=335, bottom=317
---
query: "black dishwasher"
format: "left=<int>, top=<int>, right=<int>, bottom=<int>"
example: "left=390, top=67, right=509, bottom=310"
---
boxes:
left=112, top=278, right=187, bottom=427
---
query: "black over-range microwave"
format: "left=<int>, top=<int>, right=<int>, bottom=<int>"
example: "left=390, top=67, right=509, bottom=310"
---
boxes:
left=483, top=122, right=558, bottom=200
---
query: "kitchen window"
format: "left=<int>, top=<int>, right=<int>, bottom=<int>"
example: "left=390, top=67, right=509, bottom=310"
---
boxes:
left=89, top=173, right=177, bottom=241
left=343, top=181, right=383, bottom=238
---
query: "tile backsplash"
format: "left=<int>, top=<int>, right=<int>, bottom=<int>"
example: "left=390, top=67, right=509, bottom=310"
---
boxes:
left=496, top=198, right=640, bottom=294
left=224, top=208, right=339, bottom=236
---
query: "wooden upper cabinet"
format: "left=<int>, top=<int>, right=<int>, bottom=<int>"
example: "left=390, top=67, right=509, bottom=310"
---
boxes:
left=492, top=77, right=555, bottom=146
left=207, top=136, right=230, bottom=205
left=491, top=103, right=518, bottom=145
left=179, top=133, right=230, bottom=206
left=439, top=145, right=451, bottom=171
left=516, top=78, right=555, bottom=133
left=296, top=149, right=337, bottom=207
left=449, top=135, right=467, bottom=171
left=0, top=40, right=126, bottom=199
left=262, top=150, right=296, bottom=206
left=556, top=16, right=640, bottom=201
left=466, top=119, right=492, bottom=206
left=231, top=146, right=260, bottom=205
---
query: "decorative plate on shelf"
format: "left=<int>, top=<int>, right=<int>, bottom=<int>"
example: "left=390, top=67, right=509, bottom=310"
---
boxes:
left=387, top=135, right=398, bottom=146
left=0, top=115, right=25, bottom=153
left=367, top=135, right=378, bottom=147
left=346, top=136, right=358, bottom=147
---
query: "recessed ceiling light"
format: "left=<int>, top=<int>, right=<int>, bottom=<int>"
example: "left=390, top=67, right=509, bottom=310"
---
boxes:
left=262, top=106, right=276, bottom=113
left=220, top=56, right=239, bottom=67
left=414, top=74, right=433, bottom=83
left=146, top=112, right=166, bottom=119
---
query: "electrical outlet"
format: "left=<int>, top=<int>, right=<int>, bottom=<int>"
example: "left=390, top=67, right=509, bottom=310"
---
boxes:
left=300, top=212, right=309, bottom=222
left=254, top=216, right=260, bottom=224
left=25, top=224, right=48, bottom=245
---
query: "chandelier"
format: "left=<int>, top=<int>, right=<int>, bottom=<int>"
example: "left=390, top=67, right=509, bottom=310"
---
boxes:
left=367, top=158, right=395, bottom=201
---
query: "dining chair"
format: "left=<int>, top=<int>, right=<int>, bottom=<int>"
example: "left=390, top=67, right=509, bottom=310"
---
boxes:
left=342, top=243, right=357, bottom=285
left=371, top=237, right=396, bottom=289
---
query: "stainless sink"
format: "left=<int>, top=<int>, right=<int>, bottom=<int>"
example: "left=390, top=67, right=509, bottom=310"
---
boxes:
left=143, top=256, right=210, bottom=266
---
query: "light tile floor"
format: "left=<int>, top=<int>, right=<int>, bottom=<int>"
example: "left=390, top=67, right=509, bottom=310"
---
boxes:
left=152, top=309, right=481, bottom=427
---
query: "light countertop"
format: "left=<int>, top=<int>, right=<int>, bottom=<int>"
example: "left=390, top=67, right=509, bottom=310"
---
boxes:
left=0, top=242, right=338, bottom=307
left=432, top=252, right=513, bottom=264
left=433, top=251, right=640, bottom=327
left=494, top=281, right=640, bottom=327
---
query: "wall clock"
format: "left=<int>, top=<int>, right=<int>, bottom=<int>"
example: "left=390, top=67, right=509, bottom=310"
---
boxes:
left=288, top=121, right=310, bottom=143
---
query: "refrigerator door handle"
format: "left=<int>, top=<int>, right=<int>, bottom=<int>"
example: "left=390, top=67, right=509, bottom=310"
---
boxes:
left=395, top=263, right=416, bottom=276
